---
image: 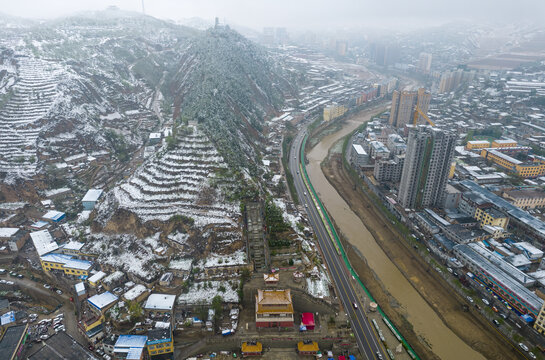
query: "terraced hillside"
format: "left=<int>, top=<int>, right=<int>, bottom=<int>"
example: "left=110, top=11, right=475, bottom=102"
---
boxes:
left=114, top=126, right=238, bottom=225
left=93, top=125, right=242, bottom=257
left=0, top=55, right=65, bottom=179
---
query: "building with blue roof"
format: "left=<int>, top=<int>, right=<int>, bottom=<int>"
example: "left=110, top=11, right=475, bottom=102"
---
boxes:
left=114, top=335, right=148, bottom=360
left=40, top=253, right=93, bottom=279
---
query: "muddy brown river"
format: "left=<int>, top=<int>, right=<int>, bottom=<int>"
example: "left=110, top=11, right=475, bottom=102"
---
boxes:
left=306, top=107, right=484, bottom=360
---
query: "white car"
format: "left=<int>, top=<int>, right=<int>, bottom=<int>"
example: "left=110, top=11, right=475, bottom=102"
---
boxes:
left=43, top=284, right=51, bottom=289
left=466, top=296, right=474, bottom=303
left=482, top=299, right=489, bottom=306
left=529, top=352, right=536, bottom=359
left=519, top=343, right=529, bottom=352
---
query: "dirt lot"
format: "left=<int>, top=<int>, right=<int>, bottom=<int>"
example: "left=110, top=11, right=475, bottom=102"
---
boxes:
left=321, top=152, right=526, bottom=360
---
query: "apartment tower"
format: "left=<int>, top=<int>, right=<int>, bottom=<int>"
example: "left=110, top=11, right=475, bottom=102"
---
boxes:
left=398, top=126, right=456, bottom=209
left=389, top=88, right=431, bottom=129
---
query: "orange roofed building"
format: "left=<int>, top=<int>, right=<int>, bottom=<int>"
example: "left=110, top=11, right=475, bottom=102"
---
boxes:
left=255, top=289, right=294, bottom=328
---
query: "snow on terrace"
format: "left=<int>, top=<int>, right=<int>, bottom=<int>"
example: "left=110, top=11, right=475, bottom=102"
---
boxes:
left=0, top=55, right=66, bottom=181
left=112, top=126, right=240, bottom=227
left=202, top=249, right=247, bottom=268
left=177, top=280, right=238, bottom=305
left=86, top=233, right=164, bottom=281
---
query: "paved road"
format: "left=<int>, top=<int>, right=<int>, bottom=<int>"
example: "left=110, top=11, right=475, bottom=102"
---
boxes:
left=288, top=126, right=387, bottom=360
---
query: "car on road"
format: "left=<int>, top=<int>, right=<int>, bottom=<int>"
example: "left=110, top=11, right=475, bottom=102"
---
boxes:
left=529, top=352, right=537, bottom=359
left=500, top=313, right=508, bottom=319
left=56, top=289, right=62, bottom=295
left=482, top=298, right=489, bottom=306
left=492, top=306, right=498, bottom=312
left=493, top=319, right=500, bottom=326
left=43, top=284, right=51, bottom=289
left=519, top=343, right=529, bottom=352
left=375, top=352, right=383, bottom=360
left=466, top=296, right=474, bottom=303
left=352, top=302, right=358, bottom=310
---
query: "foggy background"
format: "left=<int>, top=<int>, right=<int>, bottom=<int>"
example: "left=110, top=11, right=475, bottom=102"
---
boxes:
left=2, top=0, right=544, bottom=30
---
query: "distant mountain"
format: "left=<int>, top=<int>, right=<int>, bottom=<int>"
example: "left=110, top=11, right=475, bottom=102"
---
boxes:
left=0, top=9, right=292, bottom=184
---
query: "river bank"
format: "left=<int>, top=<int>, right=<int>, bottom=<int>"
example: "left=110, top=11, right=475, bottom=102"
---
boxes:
left=304, top=107, right=491, bottom=360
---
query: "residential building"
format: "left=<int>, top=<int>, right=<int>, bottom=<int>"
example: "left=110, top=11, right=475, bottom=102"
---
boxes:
left=465, top=140, right=490, bottom=150
left=30, top=230, right=58, bottom=256
left=373, top=155, right=404, bottom=183
left=147, top=326, right=173, bottom=357
left=323, top=103, right=347, bottom=121
left=534, top=302, right=545, bottom=335
left=389, top=88, right=430, bottom=129
left=453, top=244, right=543, bottom=317
left=492, top=139, right=517, bottom=148
left=144, top=294, right=176, bottom=317
left=28, top=332, right=97, bottom=360
left=113, top=335, right=148, bottom=360
left=0, top=324, right=28, bottom=360
left=398, top=127, right=456, bottom=209
left=350, top=144, right=368, bottom=168
left=82, top=189, right=103, bottom=210
left=88, top=271, right=107, bottom=287
left=40, top=253, right=93, bottom=279
left=481, top=148, right=545, bottom=178
left=474, top=207, right=509, bottom=229
left=0, top=228, right=25, bottom=252
left=502, top=188, right=545, bottom=209
left=418, top=52, right=432, bottom=73
left=255, top=289, right=294, bottom=328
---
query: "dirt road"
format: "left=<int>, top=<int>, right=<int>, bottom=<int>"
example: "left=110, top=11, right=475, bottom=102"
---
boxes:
left=321, top=151, right=526, bottom=360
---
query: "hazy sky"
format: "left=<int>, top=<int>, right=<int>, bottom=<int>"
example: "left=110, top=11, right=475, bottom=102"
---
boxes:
left=2, top=0, right=543, bottom=30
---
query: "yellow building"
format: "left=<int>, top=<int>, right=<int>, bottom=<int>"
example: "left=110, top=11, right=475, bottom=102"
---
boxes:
left=492, top=139, right=517, bottom=148
left=480, top=149, right=545, bottom=178
left=465, top=140, right=490, bottom=150
left=502, top=188, right=545, bottom=210
left=40, top=253, right=93, bottom=278
left=323, top=104, right=347, bottom=121
left=297, top=341, right=319, bottom=355
left=534, top=303, right=545, bottom=334
left=474, top=207, right=509, bottom=229
left=241, top=341, right=263, bottom=356
left=147, top=327, right=174, bottom=357
left=255, top=289, right=294, bottom=328
left=449, top=161, right=456, bottom=179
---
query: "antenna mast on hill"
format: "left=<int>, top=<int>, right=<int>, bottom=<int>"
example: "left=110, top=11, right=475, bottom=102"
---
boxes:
left=141, top=0, right=146, bottom=15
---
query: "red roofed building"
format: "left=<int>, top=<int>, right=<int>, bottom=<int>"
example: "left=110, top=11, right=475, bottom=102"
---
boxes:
left=301, top=312, right=315, bottom=330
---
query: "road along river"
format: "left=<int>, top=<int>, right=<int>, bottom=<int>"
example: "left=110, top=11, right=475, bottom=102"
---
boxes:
left=306, top=109, right=485, bottom=360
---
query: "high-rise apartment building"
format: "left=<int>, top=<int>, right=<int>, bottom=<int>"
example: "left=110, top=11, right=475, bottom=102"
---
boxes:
left=418, top=52, right=432, bottom=73
left=398, top=127, right=456, bottom=209
left=389, top=88, right=430, bottom=129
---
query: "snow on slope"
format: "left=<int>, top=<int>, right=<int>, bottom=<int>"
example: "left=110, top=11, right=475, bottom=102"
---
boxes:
left=0, top=55, right=65, bottom=181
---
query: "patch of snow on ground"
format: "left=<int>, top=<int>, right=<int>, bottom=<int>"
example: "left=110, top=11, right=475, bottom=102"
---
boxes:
left=202, top=249, right=247, bottom=268
left=306, top=269, right=330, bottom=299
left=177, top=280, right=238, bottom=304
left=273, top=198, right=302, bottom=234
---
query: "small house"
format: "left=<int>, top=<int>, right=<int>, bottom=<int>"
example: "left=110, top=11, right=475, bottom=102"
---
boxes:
left=82, top=189, right=103, bottom=210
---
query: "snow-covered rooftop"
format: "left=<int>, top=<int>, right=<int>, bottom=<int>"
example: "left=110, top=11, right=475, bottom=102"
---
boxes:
left=144, top=293, right=176, bottom=311
left=40, top=253, right=93, bottom=271
left=62, top=241, right=84, bottom=251
left=88, top=271, right=107, bottom=284
left=88, top=291, right=118, bottom=310
left=115, top=335, right=147, bottom=349
left=0, top=228, right=19, bottom=238
left=30, top=230, right=58, bottom=256
left=123, top=284, right=148, bottom=301
left=42, top=210, right=65, bottom=221
left=82, top=189, right=103, bottom=202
